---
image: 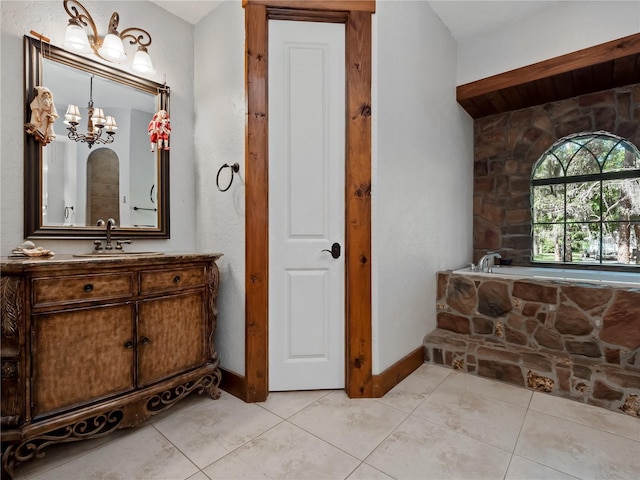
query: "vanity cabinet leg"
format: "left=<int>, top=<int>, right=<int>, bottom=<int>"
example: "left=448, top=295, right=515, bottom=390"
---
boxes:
left=205, top=370, right=222, bottom=400
left=2, top=444, right=16, bottom=480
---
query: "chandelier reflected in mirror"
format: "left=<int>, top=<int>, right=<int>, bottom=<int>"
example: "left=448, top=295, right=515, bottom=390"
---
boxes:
left=64, top=75, right=117, bottom=148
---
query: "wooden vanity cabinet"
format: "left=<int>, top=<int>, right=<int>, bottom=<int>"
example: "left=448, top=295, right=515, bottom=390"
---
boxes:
left=32, top=303, right=136, bottom=417
left=0, top=254, right=222, bottom=479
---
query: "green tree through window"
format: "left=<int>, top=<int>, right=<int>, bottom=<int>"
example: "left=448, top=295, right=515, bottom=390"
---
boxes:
left=531, top=131, right=640, bottom=266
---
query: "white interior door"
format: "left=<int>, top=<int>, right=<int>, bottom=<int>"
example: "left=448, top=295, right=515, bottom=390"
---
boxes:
left=268, top=20, right=346, bottom=391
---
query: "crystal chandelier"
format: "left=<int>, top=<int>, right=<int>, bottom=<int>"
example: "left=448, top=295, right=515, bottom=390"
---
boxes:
left=64, top=75, right=117, bottom=148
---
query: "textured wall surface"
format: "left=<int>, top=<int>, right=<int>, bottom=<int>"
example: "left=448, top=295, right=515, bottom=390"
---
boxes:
left=193, top=0, right=246, bottom=376
left=457, top=1, right=640, bottom=85
left=373, top=0, right=473, bottom=372
left=0, top=1, right=195, bottom=255
left=191, top=1, right=475, bottom=376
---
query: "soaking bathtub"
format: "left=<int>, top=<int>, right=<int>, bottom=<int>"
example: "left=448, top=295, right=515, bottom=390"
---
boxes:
left=452, top=265, right=640, bottom=288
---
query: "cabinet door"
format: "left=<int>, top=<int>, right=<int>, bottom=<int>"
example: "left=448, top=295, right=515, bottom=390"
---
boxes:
left=32, top=304, right=135, bottom=417
left=137, top=292, right=206, bottom=387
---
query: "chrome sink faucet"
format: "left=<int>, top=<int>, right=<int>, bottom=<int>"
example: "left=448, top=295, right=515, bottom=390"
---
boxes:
left=477, top=252, right=502, bottom=273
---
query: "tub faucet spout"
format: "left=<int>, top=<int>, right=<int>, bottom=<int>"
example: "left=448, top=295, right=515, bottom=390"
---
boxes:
left=477, top=252, right=501, bottom=273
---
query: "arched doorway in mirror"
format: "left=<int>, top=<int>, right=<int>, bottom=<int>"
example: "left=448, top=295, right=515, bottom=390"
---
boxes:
left=86, top=148, right=120, bottom=225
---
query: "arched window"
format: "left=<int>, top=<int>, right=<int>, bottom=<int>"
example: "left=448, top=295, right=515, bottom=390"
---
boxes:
left=531, top=131, right=640, bottom=266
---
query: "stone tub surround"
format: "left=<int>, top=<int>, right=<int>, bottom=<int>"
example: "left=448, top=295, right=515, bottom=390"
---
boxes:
left=424, top=270, right=640, bottom=417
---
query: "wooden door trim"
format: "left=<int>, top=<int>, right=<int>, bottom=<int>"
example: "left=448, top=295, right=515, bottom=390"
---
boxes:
left=244, top=2, right=269, bottom=403
left=243, top=0, right=374, bottom=402
left=243, top=0, right=375, bottom=13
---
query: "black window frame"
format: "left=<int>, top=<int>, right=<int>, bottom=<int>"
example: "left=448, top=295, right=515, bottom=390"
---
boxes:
left=531, top=131, right=640, bottom=268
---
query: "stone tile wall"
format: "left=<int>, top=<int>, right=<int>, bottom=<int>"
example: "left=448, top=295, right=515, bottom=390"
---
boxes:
left=473, top=84, right=640, bottom=264
left=424, top=271, right=640, bottom=417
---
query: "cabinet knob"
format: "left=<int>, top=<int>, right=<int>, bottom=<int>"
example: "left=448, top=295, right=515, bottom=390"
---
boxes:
left=83, top=284, right=94, bottom=293
left=173, top=275, right=181, bottom=283
left=140, top=336, right=150, bottom=345
left=124, top=341, right=133, bottom=349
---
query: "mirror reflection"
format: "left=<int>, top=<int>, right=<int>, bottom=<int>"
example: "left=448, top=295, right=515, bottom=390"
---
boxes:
left=42, top=59, right=158, bottom=229
left=24, top=35, right=170, bottom=239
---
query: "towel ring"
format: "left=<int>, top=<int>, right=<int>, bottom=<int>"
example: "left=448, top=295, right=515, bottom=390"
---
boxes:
left=216, top=163, right=240, bottom=192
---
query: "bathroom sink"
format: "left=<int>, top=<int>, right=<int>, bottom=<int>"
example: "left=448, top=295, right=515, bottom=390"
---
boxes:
left=73, top=251, right=165, bottom=258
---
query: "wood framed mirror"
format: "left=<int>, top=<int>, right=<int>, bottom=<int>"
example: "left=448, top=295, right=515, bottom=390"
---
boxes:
left=23, top=35, right=170, bottom=239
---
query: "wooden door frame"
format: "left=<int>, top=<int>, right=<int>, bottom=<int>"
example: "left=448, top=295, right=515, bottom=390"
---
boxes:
left=242, top=0, right=375, bottom=402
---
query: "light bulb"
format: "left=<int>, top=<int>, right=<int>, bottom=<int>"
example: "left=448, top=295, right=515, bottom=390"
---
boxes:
left=132, top=48, right=156, bottom=75
left=64, top=23, right=92, bottom=54
left=98, top=33, right=126, bottom=63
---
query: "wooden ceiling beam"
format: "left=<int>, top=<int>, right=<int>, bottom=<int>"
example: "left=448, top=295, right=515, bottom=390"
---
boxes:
left=458, top=33, right=640, bottom=100
left=457, top=33, right=640, bottom=118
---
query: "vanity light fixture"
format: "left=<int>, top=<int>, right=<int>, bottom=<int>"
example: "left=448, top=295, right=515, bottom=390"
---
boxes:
left=62, top=0, right=156, bottom=75
left=64, top=75, right=117, bottom=148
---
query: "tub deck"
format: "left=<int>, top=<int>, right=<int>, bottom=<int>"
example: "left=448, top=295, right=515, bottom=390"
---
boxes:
left=453, top=265, right=639, bottom=288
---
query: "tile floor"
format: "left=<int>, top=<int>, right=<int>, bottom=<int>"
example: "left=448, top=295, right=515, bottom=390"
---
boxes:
left=12, top=364, right=640, bottom=480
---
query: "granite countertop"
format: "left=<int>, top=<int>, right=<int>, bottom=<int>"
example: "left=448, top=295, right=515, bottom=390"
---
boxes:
left=1, top=252, right=223, bottom=272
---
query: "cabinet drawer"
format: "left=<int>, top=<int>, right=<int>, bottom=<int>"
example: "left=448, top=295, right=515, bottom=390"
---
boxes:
left=140, top=266, right=205, bottom=293
left=32, top=273, right=134, bottom=307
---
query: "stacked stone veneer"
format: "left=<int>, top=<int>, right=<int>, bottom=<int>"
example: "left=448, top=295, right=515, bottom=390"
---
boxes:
left=424, top=271, right=640, bottom=417
left=473, top=83, right=640, bottom=264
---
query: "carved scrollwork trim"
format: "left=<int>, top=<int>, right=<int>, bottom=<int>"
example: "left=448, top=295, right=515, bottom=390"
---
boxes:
left=2, top=410, right=123, bottom=477
left=206, top=261, right=220, bottom=362
left=206, top=368, right=223, bottom=400
left=1, top=276, right=23, bottom=340
left=146, top=372, right=222, bottom=413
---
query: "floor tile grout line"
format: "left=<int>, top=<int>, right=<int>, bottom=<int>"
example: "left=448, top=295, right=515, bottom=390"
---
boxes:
left=272, top=389, right=423, bottom=473
left=371, top=375, right=446, bottom=416
left=379, top=367, right=458, bottom=417
left=405, top=410, right=521, bottom=457
left=342, top=460, right=364, bottom=480
left=442, top=370, right=535, bottom=409
left=506, top=453, right=583, bottom=480
left=187, top=417, right=288, bottom=473
left=20, top=371, right=441, bottom=477
left=410, top=383, right=531, bottom=454
left=526, top=400, right=640, bottom=443
left=284, top=417, right=373, bottom=461
left=356, top=412, right=414, bottom=476
left=21, top=425, right=148, bottom=480
left=413, top=367, right=454, bottom=388
left=255, top=389, right=335, bottom=420
left=502, top=387, right=535, bottom=479
left=345, top=460, right=400, bottom=480
left=508, top=393, right=601, bottom=480
left=444, top=371, right=639, bottom=442
left=151, top=423, right=209, bottom=478
left=18, top=367, right=638, bottom=480
left=282, top=413, right=398, bottom=465
left=194, top=420, right=285, bottom=480
left=154, top=388, right=401, bottom=476
left=527, top=392, right=640, bottom=442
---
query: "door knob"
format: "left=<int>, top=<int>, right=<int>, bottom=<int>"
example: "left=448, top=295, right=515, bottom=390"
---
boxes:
left=322, top=242, right=341, bottom=259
